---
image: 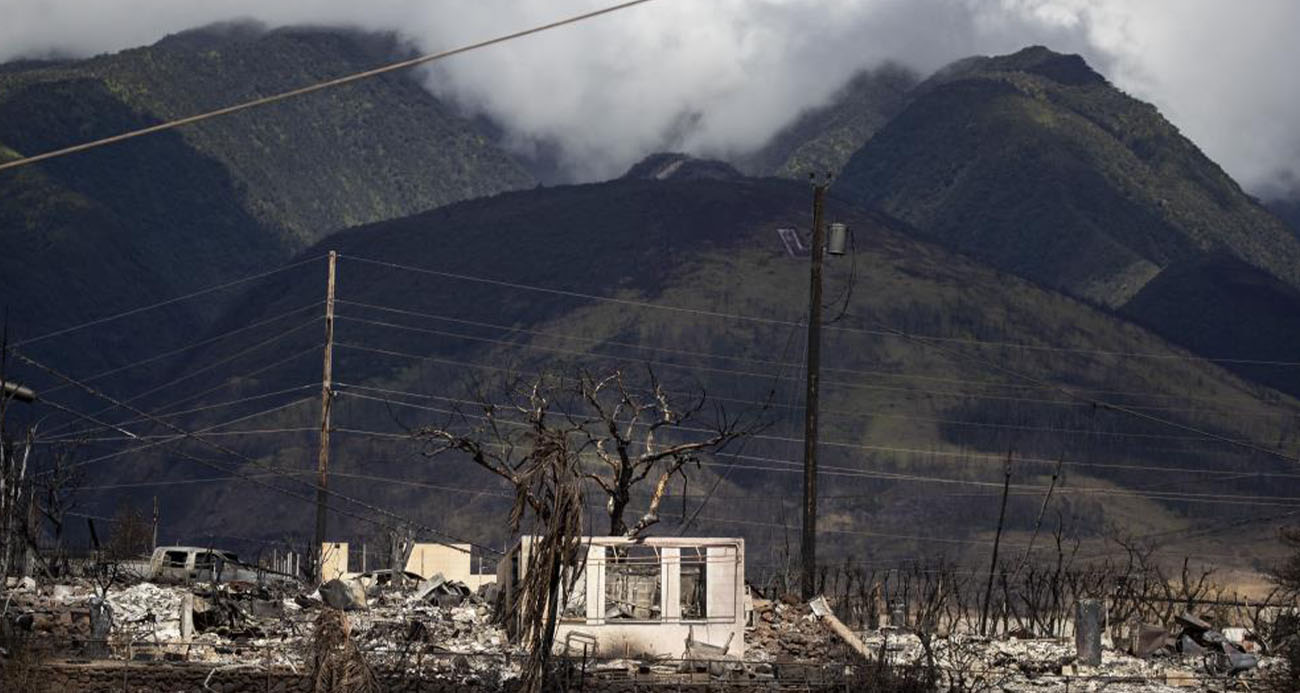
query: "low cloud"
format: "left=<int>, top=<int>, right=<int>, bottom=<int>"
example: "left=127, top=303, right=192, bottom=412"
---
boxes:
left=0, top=0, right=1296, bottom=192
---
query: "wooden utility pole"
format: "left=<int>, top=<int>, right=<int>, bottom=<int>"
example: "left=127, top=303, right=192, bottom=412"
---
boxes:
left=801, top=180, right=828, bottom=600
left=312, top=251, right=337, bottom=583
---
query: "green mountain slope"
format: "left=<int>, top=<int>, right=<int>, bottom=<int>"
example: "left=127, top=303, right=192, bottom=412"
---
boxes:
left=68, top=166, right=1300, bottom=567
left=739, top=63, right=917, bottom=179
left=831, top=46, right=1300, bottom=396
left=834, top=46, right=1300, bottom=307
left=0, top=24, right=533, bottom=377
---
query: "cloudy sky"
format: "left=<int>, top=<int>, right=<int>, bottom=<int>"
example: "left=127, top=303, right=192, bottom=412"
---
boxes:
left=1, top=0, right=1297, bottom=195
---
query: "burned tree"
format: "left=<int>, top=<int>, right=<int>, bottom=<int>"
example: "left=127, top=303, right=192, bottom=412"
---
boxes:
left=419, top=366, right=750, bottom=539
left=1264, top=527, right=1300, bottom=692
left=416, top=369, right=589, bottom=693
left=0, top=427, right=33, bottom=583
left=576, top=369, right=749, bottom=537
left=106, top=501, right=153, bottom=561
left=0, top=341, right=36, bottom=585
left=31, top=442, right=83, bottom=577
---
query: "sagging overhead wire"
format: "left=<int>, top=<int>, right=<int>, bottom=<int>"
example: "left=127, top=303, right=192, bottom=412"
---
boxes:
left=9, top=348, right=493, bottom=553
left=330, top=385, right=1300, bottom=483
left=9, top=256, right=325, bottom=347
left=37, top=300, right=322, bottom=400
left=332, top=308, right=1293, bottom=420
left=37, top=321, right=321, bottom=441
left=335, top=299, right=1271, bottom=405
left=0, top=0, right=662, bottom=174
left=342, top=254, right=1300, bottom=367
left=332, top=339, right=1287, bottom=420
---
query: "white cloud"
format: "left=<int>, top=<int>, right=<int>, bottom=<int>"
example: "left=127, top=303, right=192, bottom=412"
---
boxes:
left=0, top=0, right=1297, bottom=192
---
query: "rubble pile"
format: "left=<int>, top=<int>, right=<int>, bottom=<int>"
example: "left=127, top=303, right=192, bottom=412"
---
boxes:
left=104, top=581, right=185, bottom=641
left=746, top=595, right=835, bottom=661
left=821, top=608, right=1273, bottom=692
left=2, top=572, right=516, bottom=678
left=1127, top=612, right=1263, bottom=676
left=1, top=580, right=93, bottom=648
left=5, top=570, right=1285, bottom=691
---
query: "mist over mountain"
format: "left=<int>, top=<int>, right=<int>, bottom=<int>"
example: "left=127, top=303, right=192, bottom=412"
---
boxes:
left=1, top=2, right=1298, bottom=195
left=737, top=63, right=918, bottom=180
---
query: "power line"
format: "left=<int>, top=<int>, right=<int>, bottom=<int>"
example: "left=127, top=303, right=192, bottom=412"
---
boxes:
left=0, top=0, right=662, bottom=173
left=333, top=310, right=1294, bottom=425
left=331, top=388, right=1300, bottom=488
left=337, top=315, right=1299, bottom=476
left=332, top=352, right=1236, bottom=446
left=336, top=386, right=1261, bottom=478
left=53, top=397, right=316, bottom=472
left=39, top=301, right=321, bottom=399
left=69, top=458, right=1268, bottom=562
left=342, top=254, right=1300, bottom=367
left=9, top=256, right=324, bottom=347
left=864, top=321, right=1300, bottom=468
left=332, top=339, right=1292, bottom=420
left=10, top=348, right=490, bottom=554
left=335, top=304, right=1277, bottom=406
left=41, top=383, right=318, bottom=443
left=39, top=323, right=321, bottom=440
left=48, top=427, right=317, bottom=444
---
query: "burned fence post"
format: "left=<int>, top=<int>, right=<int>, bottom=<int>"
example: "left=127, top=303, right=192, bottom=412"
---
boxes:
left=1075, top=598, right=1103, bottom=666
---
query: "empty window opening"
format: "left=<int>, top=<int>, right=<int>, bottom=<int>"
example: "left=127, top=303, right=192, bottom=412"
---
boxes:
left=471, top=545, right=499, bottom=575
left=605, top=546, right=661, bottom=621
left=680, top=546, right=707, bottom=620
left=163, top=551, right=188, bottom=569
left=561, top=567, right=587, bottom=620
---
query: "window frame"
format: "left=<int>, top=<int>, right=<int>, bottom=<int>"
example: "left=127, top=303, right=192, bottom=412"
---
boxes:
left=602, top=545, right=663, bottom=622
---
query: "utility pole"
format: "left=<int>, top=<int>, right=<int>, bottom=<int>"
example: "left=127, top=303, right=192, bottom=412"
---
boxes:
left=312, top=251, right=337, bottom=583
left=801, top=179, right=828, bottom=600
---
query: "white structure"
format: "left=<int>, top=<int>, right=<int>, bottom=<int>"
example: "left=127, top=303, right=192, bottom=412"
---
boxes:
left=499, top=536, right=746, bottom=659
left=320, top=541, right=495, bottom=589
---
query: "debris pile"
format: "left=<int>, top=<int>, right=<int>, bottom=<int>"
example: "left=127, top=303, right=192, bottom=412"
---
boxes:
left=1127, top=612, right=1262, bottom=676
left=3, top=572, right=1282, bottom=691
left=2, top=573, right=518, bottom=679
left=746, top=594, right=834, bottom=661
left=104, top=582, right=185, bottom=642
left=815, top=605, right=1273, bottom=692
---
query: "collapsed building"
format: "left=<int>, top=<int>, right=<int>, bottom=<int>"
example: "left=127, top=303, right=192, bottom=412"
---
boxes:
left=1, top=531, right=1288, bottom=691
left=498, top=536, right=747, bottom=660
left=320, top=540, right=496, bottom=590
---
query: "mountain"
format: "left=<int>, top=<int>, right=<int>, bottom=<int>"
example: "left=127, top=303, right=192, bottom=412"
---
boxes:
left=0, top=23, right=533, bottom=377
left=831, top=46, right=1300, bottom=395
left=739, top=63, right=917, bottom=179
left=57, top=162, right=1300, bottom=567
left=622, top=152, right=744, bottom=181
left=1266, top=196, right=1300, bottom=239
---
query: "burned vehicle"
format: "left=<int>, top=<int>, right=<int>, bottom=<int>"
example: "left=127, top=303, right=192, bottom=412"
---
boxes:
left=147, top=546, right=295, bottom=586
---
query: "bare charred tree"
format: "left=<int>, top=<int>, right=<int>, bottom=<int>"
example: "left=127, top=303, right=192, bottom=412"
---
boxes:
left=0, top=428, right=33, bottom=583
left=575, top=368, right=750, bottom=537
left=106, top=501, right=152, bottom=561
left=416, top=368, right=590, bottom=693
left=0, top=339, right=36, bottom=585
left=1263, top=526, right=1300, bottom=692
left=419, top=366, right=752, bottom=539
left=32, top=441, right=83, bottom=577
